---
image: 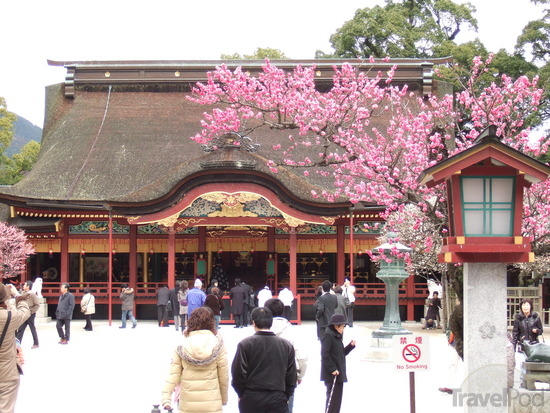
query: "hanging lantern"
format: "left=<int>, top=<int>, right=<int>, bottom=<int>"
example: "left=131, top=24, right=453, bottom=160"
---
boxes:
left=149, top=248, right=154, bottom=255
left=81, top=248, right=86, bottom=256
left=319, top=248, right=324, bottom=255
left=250, top=247, right=255, bottom=254
left=358, top=249, right=363, bottom=256
left=112, top=248, right=117, bottom=255
left=181, top=248, right=186, bottom=255
left=218, top=248, right=223, bottom=254
left=48, top=248, right=53, bottom=256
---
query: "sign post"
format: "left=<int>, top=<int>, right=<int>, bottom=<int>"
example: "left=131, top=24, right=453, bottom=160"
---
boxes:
left=394, top=334, right=430, bottom=413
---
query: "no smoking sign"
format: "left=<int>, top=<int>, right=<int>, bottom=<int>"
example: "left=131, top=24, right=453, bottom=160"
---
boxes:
left=394, top=334, right=430, bottom=372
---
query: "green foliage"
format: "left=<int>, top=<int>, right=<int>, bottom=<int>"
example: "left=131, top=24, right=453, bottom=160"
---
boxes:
left=0, top=97, right=16, bottom=157
left=221, top=47, right=288, bottom=60
left=324, top=0, right=477, bottom=58
left=516, top=9, right=550, bottom=63
left=0, top=140, right=40, bottom=185
left=7, top=115, right=42, bottom=157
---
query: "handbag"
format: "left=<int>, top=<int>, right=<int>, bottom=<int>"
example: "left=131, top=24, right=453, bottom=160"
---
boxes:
left=0, top=311, right=22, bottom=374
left=0, top=310, right=12, bottom=347
left=179, top=298, right=188, bottom=306
left=343, top=295, right=351, bottom=308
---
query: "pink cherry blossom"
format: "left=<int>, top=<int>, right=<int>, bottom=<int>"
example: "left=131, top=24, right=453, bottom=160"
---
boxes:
left=189, top=57, right=549, bottom=277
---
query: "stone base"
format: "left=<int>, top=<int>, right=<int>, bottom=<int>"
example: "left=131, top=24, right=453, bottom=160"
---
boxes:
left=371, top=328, right=412, bottom=338
left=522, top=362, right=550, bottom=391
left=35, top=298, right=51, bottom=323
left=363, top=337, right=394, bottom=362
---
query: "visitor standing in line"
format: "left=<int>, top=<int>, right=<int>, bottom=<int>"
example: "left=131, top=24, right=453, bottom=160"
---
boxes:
left=231, top=307, right=297, bottom=413
left=315, top=280, right=337, bottom=339
left=120, top=284, right=137, bottom=328
left=177, top=280, right=189, bottom=330
left=15, top=281, right=40, bottom=348
left=230, top=279, right=247, bottom=328
left=161, top=307, right=228, bottom=412
left=157, top=285, right=171, bottom=327
left=187, top=279, right=206, bottom=316
left=80, top=287, right=95, bottom=331
left=170, top=281, right=181, bottom=331
left=265, top=298, right=307, bottom=413
left=342, top=279, right=356, bottom=327
left=278, top=287, right=294, bottom=320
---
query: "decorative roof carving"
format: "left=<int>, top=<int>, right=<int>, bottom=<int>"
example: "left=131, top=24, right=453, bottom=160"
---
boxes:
left=201, top=132, right=259, bottom=153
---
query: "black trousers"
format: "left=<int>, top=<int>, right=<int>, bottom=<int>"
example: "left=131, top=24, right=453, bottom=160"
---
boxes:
left=84, top=314, right=93, bottom=330
left=238, top=390, right=288, bottom=413
left=234, top=314, right=243, bottom=327
left=243, top=304, right=250, bottom=325
left=16, top=313, right=39, bottom=345
left=325, top=380, right=344, bottom=413
left=56, top=318, right=71, bottom=341
left=346, top=303, right=354, bottom=327
left=157, top=305, right=168, bottom=326
left=283, top=305, right=292, bottom=320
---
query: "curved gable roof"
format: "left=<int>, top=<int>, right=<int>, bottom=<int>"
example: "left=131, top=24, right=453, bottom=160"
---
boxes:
left=1, top=59, right=444, bottom=213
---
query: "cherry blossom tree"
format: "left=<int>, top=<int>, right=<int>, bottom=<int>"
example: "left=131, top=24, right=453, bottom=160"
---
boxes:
left=0, top=221, right=34, bottom=279
left=189, top=56, right=549, bottom=283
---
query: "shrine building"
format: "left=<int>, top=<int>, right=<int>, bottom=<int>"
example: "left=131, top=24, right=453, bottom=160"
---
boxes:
left=0, top=58, right=450, bottom=322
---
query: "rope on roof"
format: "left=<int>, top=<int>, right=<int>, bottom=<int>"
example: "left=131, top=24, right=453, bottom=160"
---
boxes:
left=65, top=85, right=113, bottom=199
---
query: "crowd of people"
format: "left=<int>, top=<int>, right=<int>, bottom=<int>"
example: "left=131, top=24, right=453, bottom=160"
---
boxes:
left=158, top=281, right=355, bottom=413
left=2, top=274, right=545, bottom=413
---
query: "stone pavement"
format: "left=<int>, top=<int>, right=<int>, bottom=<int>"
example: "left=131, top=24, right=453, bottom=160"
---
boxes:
left=13, top=318, right=537, bottom=412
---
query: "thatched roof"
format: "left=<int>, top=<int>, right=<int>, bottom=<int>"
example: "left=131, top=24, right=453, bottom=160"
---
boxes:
left=0, top=58, right=449, bottom=215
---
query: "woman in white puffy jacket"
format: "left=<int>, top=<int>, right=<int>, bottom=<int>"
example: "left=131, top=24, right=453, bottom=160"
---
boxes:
left=161, top=307, right=229, bottom=412
left=80, top=287, right=95, bottom=331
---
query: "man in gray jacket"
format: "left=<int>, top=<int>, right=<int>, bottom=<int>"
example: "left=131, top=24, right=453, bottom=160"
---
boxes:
left=55, top=282, right=75, bottom=344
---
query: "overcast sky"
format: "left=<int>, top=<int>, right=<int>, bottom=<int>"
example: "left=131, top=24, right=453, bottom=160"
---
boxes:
left=1, top=0, right=545, bottom=127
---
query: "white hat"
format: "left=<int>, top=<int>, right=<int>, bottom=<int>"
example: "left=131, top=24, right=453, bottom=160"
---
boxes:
left=194, top=279, right=202, bottom=288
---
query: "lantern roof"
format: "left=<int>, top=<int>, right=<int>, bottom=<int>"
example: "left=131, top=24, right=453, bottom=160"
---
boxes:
left=373, top=233, right=412, bottom=253
left=374, top=241, right=412, bottom=253
left=418, top=126, right=550, bottom=188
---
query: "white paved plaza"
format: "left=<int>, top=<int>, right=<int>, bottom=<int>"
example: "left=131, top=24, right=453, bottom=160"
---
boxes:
left=14, top=318, right=529, bottom=412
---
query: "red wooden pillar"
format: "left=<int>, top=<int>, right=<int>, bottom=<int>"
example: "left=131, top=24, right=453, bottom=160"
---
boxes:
left=267, top=227, right=275, bottom=252
left=168, top=227, right=176, bottom=289
left=198, top=227, right=206, bottom=252
left=129, top=225, right=137, bottom=288
left=337, top=224, right=345, bottom=284
left=289, top=227, right=297, bottom=295
left=406, top=273, right=415, bottom=321
left=348, top=208, right=354, bottom=285
left=60, top=222, right=69, bottom=284
left=108, top=213, right=113, bottom=325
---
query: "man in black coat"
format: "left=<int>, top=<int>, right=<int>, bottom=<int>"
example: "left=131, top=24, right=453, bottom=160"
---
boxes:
left=156, top=285, right=171, bottom=327
left=315, top=280, right=338, bottom=339
left=241, top=281, right=252, bottom=326
left=169, top=281, right=181, bottom=331
left=231, top=307, right=297, bottom=413
left=230, top=278, right=247, bottom=328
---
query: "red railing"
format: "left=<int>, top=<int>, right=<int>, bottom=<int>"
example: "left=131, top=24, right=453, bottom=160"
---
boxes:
left=38, top=281, right=428, bottom=305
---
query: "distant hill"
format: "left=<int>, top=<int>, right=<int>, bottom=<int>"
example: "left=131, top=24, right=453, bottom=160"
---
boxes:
left=6, top=115, right=42, bottom=156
